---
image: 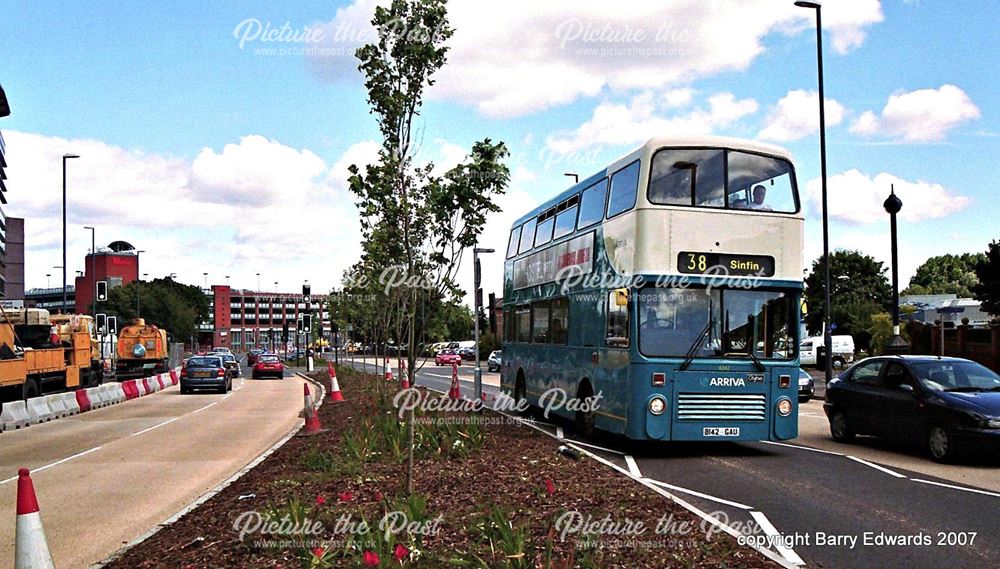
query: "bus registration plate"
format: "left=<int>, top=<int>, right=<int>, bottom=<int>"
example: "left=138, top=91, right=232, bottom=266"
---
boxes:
left=703, top=427, right=740, bottom=437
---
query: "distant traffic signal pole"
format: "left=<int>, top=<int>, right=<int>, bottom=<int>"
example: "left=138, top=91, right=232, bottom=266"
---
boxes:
left=473, top=247, right=494, bottom=404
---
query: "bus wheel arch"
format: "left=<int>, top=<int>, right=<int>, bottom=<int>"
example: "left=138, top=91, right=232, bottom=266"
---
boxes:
left=575, top=378, right=596, bottom=439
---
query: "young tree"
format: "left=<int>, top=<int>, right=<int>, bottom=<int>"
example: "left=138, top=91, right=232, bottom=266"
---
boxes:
left=804, top=250, right=891, bottom=336
left=971, top=240, right=1000, bottom=316
left=100, top=278, right=209, bottom=343
left=903, top=253, right=985, bottom=297
left=348, top=0, right=510, bottom=494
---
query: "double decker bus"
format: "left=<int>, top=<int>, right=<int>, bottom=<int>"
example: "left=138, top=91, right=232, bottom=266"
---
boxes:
left=501, top=136, right=803, bottom=442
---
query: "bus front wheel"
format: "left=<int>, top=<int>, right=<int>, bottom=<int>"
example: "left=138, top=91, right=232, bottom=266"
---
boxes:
left=575, top=381, right=596, bottom=440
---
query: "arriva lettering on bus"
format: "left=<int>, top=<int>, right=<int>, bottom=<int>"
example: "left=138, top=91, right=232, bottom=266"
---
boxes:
left=709, top=377, right=746, bottom=387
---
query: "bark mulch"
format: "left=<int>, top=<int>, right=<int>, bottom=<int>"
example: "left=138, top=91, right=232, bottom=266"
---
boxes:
left=102, top=366, right=778, bottom=568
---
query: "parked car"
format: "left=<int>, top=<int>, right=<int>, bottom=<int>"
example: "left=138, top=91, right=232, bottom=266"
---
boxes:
left=800, top=335, right=855, bottom=370
left=487, top=350, right=501, bottom=372
left=435, top=349, right=462, bottom=366
left=253, top=354, right=285, bottom=379
left=180, top=355, right=232, bottom=394
left=429, top=342, right=448, bottom=356
left=824, top=356, right=1000, bottom=462
left=212, top=346, right=232, bottom=354
left=798, top=368, right=814, bottom=402
left=457, top=346, right=476, bottom=361
left=247, top=349, right=265, bottom=365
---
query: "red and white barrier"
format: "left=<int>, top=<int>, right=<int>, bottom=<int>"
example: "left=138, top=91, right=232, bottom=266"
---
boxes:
left=15, top=469, right=55, bottom=569
left=74, top=389, right=92, bottom=413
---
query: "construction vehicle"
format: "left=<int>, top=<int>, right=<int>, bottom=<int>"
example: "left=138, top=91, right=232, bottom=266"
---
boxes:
left=116, top=318, right=169, bottom=379
left=0, top=308, right=102, bottom=402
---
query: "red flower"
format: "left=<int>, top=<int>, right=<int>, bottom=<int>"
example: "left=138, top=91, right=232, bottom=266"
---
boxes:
left=315, top=494, right=326, bottom=506
left=339, top=491, right=353, bottom=502
left=545, top=479, right=555, bottom=495
left=363, top=550, right=380, bottom=566
left=375, top=490, right=384, bottom=502
left=393, top=543, right=410, bottom=562
left=311, top=547, right=326, bottom=558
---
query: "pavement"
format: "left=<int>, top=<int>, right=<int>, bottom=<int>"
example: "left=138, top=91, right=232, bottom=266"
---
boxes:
left=0, top=362, right=305, bottom=569
left=343, top=357, right=1000, bottom=569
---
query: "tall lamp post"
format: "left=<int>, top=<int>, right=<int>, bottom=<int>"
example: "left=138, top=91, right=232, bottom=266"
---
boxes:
left=473, top=247, right=495, bottom=404
left=84, top=226, right=95, bottom=322
left=795, top=0, right=834, bottom=386
left=62, top=153, right=80, bottom=314
left=883, top=186, right=908, bottom=354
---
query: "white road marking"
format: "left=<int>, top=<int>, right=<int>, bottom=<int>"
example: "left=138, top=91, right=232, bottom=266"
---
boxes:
left=643, top=478, right=754, bottom=510
left=910, top=478, right=1000, bottom=498
left=624, top=455, right=642, bottom=478
left=190, top=401, right=220, bottom=415
left=560, top=439, right=628, bottom=455
left=751, top=511, right=806, bottom=566
left=131, top=417, right=181, bottom=437
left=1, top=446, right=103, bottom=485
left=555, top=426, right=564, bottom=439
left=847, top=456, right=906, bottom=478
left=761, top=440, right=844, bottom=456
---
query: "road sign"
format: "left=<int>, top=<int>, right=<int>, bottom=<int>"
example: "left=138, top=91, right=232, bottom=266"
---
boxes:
left=830, top=323, right=837, bottom=331
left=936, top=306, right=965, bottom=314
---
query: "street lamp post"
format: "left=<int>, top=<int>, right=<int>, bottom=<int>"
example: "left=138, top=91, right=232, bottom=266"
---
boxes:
left=473, top=247, right=495, bottom=404
left=136, top=251, right=145, bottom=317
left=795, top=0, right=834, bottom=386
left=564, top=172, right=578, bottom=184
left=62, top=153, right=80, bottom=314
left=883, top=186, right=907, bottom=354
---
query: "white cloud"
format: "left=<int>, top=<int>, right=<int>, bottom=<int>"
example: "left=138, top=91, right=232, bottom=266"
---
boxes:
left=309, top=0, right=883, bottom=117
left=545, top=91, right=758, bottom=154
left=757, top=89, right=846, bottom=141
left=849, top=85, right=981, bottom=142
left=803, top=169, right=971, bottom=225
left=5, top=130, right=363, bottom=293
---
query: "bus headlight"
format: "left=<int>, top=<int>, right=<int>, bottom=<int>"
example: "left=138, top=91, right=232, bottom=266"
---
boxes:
left=776, top=397, right=793, bottom=417
left=648, top=396, right=666, bottom=416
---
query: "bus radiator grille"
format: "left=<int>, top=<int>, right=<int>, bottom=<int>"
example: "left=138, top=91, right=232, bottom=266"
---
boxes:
left=676, top=393, right=767, bottom=421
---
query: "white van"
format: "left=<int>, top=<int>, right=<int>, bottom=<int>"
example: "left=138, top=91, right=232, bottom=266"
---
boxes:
left=799, top=335, right=855, bottom=370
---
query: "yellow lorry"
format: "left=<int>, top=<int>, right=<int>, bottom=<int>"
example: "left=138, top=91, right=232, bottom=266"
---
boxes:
left=115, top=318, right=170, bottom=379
left=0, top=308, right=101, bottom=401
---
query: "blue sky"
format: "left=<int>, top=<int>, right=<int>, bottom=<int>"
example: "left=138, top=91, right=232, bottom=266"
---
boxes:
left=2, top=0, right=997, bottom=298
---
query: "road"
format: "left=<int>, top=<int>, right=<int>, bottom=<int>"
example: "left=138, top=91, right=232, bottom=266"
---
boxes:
left=0, top=364, right=306, bottom=569
left=345, top=357, right=1000, bottom=568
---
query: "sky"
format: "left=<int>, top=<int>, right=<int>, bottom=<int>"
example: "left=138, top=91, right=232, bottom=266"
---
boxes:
left=2, top=0, right=998, bottom=303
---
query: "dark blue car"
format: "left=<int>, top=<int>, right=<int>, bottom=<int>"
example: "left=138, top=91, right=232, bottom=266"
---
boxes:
left=824, top=355, right=1000, bottom=461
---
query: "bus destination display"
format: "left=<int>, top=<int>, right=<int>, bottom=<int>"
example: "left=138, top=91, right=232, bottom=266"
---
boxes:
left=677, top=252, right=775, bottom=277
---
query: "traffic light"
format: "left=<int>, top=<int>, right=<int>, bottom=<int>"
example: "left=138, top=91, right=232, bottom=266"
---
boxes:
left=107, top=316, right=117, bottom=335
left=96, top=313, right=107, bottom=334
left=302, top=313, right=312, bottom=331
left=282, top=321, right=289, bottom=343
left=302, top=283, right=311, bottom=304
left=474, top=257, right=481, bottom=288
left=96, top=280, right=108, bottom=301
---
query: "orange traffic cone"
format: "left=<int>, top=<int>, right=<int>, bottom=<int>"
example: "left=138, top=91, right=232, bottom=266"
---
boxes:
left=15, top=468, right=55, bottom=569
left=448, top=362, right=461, bottom=400
left=328, top=364, right=345, bottom=402
left=385, top=360, right=393, bottom=383
left=303, top=384, right=323, bottom=434
left=400, top=359, right=410, bottom=389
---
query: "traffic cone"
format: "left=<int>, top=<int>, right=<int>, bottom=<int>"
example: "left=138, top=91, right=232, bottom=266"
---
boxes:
left=384, top=359, right=393, bottom=383
left=15, top=468, right=55, bottom=569
left=400, top=359, right=410, bottom=389
left=448, top=362, right=461, bottom=400
left=328, top=364, right=345, bottom=403
left=303, top=384, right=323, bottom=434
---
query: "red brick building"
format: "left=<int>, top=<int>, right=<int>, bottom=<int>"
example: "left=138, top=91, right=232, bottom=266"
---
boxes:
left=74, top=245, right=139, bottom=314
left=199, top=285, right=330, bottom=352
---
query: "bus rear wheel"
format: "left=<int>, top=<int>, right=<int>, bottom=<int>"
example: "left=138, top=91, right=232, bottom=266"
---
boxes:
left=575, top=381, right=596, bottom=440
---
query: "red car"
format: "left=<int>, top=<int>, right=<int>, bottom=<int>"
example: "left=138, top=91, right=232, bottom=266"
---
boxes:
left=252, top=354, right=284, bottom=379
left=435, top=349, right=462, bottom=366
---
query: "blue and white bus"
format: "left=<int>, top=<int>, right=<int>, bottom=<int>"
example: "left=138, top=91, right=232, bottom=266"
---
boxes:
left=501, top=136, right=803, bottom=442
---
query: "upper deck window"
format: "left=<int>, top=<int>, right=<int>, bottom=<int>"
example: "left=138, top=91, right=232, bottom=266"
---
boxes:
left=606, top=160, right=641, bottom=219
left=577, top=179, right=607, bottom=229
left=506, top=225, right=522, bottom=258
left=648, top=148, right=798, bottom=213
left=517, top=218, right=536, bottom=255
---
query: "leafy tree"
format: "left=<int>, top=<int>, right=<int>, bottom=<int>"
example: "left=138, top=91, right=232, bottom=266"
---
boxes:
left=349, top=0, right=509, bottom=494
left=804, top=250, right=891, bottom=337
left=971, top=240, right=1000, bottom=316
left=867, top=312, right=908, bottom=355
left=903, top=253, right=985, bottom=297
left=99, top=278, right=209, bottom=343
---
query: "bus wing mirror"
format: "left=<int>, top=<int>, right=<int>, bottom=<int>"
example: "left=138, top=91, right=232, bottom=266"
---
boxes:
left=614, top=288, right=629, bottom=306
